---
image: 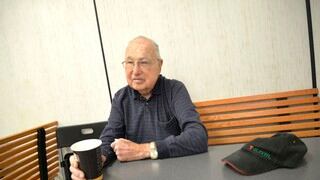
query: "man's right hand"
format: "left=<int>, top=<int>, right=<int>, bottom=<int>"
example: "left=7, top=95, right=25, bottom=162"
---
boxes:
left=69, top=155, right=107, bottom=180
left=69, top=155, right=86, bottom=180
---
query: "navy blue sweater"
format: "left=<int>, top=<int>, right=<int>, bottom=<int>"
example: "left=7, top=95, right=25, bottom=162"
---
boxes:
left=100, top=75, right=208, bottom=162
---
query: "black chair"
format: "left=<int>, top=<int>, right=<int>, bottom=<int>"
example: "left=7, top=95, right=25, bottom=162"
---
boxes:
left=56, top=121, right=107, bottom=180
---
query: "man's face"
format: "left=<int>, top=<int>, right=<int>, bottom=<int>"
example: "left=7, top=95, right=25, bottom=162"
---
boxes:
left=124, top=38, right=162, bottom=96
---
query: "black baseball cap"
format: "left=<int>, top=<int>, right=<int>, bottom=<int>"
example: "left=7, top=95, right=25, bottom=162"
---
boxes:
left=222, top=133, right=307, bottom=175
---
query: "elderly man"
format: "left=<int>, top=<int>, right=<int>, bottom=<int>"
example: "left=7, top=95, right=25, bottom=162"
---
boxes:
left=70, top=36, right=208, bottom=179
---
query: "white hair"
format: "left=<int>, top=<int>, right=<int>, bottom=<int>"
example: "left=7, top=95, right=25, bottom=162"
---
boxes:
left=128, top=36, right=162, bottom=59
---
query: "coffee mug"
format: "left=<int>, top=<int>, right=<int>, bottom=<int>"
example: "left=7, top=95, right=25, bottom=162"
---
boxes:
left=70, top=139, right=103, bottom=180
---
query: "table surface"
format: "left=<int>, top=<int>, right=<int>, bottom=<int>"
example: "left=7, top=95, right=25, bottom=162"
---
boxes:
left=103, top=137, right=320, bottom=180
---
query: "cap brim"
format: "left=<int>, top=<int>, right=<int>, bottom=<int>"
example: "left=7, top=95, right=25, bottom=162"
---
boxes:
left=222, top=149, right=279, bottom=175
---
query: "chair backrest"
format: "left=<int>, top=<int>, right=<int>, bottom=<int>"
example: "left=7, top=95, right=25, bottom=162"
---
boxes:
left=56, top=121, right=107, bottom=180
left=56, top=121, right=107, bottom=148
left=194, top=88, right=320, bottom=145
left=0, top=121, right=59, bottom=180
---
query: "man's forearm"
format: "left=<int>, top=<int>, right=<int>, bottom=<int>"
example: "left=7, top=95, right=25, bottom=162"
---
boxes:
left=156, top=124, right=208, bottom=159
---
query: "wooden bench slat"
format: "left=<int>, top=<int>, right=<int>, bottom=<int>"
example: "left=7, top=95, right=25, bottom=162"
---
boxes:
left=194, top=88, right=318, bottom=107
left=29, top=175, right=41, bottom=180
left=0, top=148, right=37, bottom=168
left=0, top=121, right=59, bottom=179
left=48, top=167, right=60, bottom=179
left=204, top=112, right=320, bottom=129
left=14, top=164, right=40, bottom=180
left=1, top=158, right=38, bottom=178
left=47, top=155, right=59, bottom=165
left=46, top=131, right=57, bottom=140
left=195, top=88, right=319, bottom=145
left=0, top=130, right=37, bottom=145
left=0, top=139, right=37, bottom=161
left=47, top=156, right=60, bottom=179
left=47, top=152, right=58, bottom=163
left=47, top=143, right=57, bottom=154
left=0, top=133, right=37, bottom=152
left=201, top=104, right=320, bottom=121
left=208, top=133, right=275, bottom=145
left=208, top=121, right=320, bottom=137
left=45, top=125, right=58, bottom=134
left=47, top=149, right=58, bottom=160
left=0, top=152, right=38, bottom=176
left=48, top=161, right=59, bottom=172
left=293, top=129, right=320, bottom=137
left=208, top=130, right=320, bottom=145
left=197, top=97, right=320, bottom=115
left=0, top=123, right=57, bottom=152
left=46, top=137, right=57, bottom=148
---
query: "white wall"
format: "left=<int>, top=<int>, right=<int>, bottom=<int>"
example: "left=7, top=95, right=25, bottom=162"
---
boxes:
left=97, top=0, right=312, bottom=101
left=0, top=0, right=318, bottom=137
left=0, top=0, right=110, bottom=137
left=312, top=0, right=320, bottom=88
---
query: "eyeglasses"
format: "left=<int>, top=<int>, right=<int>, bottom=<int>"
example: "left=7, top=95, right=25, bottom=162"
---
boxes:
left=121, top=58, right=156, bottom=69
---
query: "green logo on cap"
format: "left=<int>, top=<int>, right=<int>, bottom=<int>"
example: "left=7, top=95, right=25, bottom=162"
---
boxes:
left=248, top=145, right=271, bottom=160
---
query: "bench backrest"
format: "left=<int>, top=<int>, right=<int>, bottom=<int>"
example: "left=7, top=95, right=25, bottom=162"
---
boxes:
left=0, top=121, right=59, bottom=179
left=194, top=88, right=320, bottom=145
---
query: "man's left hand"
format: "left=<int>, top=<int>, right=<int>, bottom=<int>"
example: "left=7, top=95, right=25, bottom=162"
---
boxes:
left=110, top=138, right=150, bottom=161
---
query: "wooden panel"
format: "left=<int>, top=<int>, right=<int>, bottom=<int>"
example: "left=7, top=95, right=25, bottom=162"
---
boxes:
left=1, top=159, right=38, bottom=179
left=47, top=149, right=58, bottom=160
left=204, top=112, right=320, bottom=129
left=0, top=121, right=58, bottom=144
left=209, top=130, right=320, bottom=145
left=194, top=88, right=318, bottom=107
left=208, top=133, right=275, bottom=145
left=14, top=165, right=39, bottom=180
left=48, top=161, right=59, bottom=172
left=201, top=104, right=320, bottom=122
left=46, top=131, right=57, bottom=140
left=208, top=121, right=320, bottom=137
left=0, top=148, right=37, bottom=168
left=29, top=175, right=41, bottom=180
left=197, top=96, right=320, bottom=115
left=48, top=167, right=60, bottom=179
left=46, top=137, right=57, bottom=148
left=47, top=143, right=57, bottom=153
left=0, top=139, right=37, bottom=161
left=45, top=125, right=58, bottom=134
left=0, top=121, right=59, bottom=179
left=0, top=133, right=37, bottom=152
left=0, top=152, right=37, bottom=176
left=47, top=155, right=59, bottom=166
left=195, top=88, right=320, bottom=146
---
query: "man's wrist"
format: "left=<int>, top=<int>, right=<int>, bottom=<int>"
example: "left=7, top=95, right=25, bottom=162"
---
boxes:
left=139, top=143, right=151, bottom=159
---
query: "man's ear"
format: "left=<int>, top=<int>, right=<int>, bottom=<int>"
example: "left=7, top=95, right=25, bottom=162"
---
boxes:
left=158, top=59, right=163, bottom=68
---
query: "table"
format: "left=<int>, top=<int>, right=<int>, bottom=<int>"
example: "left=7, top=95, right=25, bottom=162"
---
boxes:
left=103, top=137, right=320, bottom=180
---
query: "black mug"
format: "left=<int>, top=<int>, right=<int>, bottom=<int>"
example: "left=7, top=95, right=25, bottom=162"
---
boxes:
left=71, top=139, right=103, bottom=180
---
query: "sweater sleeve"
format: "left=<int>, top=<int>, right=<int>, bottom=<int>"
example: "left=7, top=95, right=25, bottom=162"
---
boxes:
left=155, top=81, right=208, bottom=159
left=100, top=91, right=125, bottom=164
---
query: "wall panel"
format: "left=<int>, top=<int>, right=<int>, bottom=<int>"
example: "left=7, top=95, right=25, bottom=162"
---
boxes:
left=97, top=0, right=312, bottom=101
left=311, top=0, right=320, bottom=88
left=0, top=0, right=110, bottom=137
left=0, top=0, right=316, bottom=137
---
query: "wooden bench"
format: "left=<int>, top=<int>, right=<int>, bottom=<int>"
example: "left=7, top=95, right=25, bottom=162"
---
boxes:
left=0, top=121, right=59, bottom=180
left=194, top=88, right=320, bottom=146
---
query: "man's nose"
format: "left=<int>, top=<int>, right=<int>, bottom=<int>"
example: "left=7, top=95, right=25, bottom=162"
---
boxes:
left=132, top=63, right=142, bottom=74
